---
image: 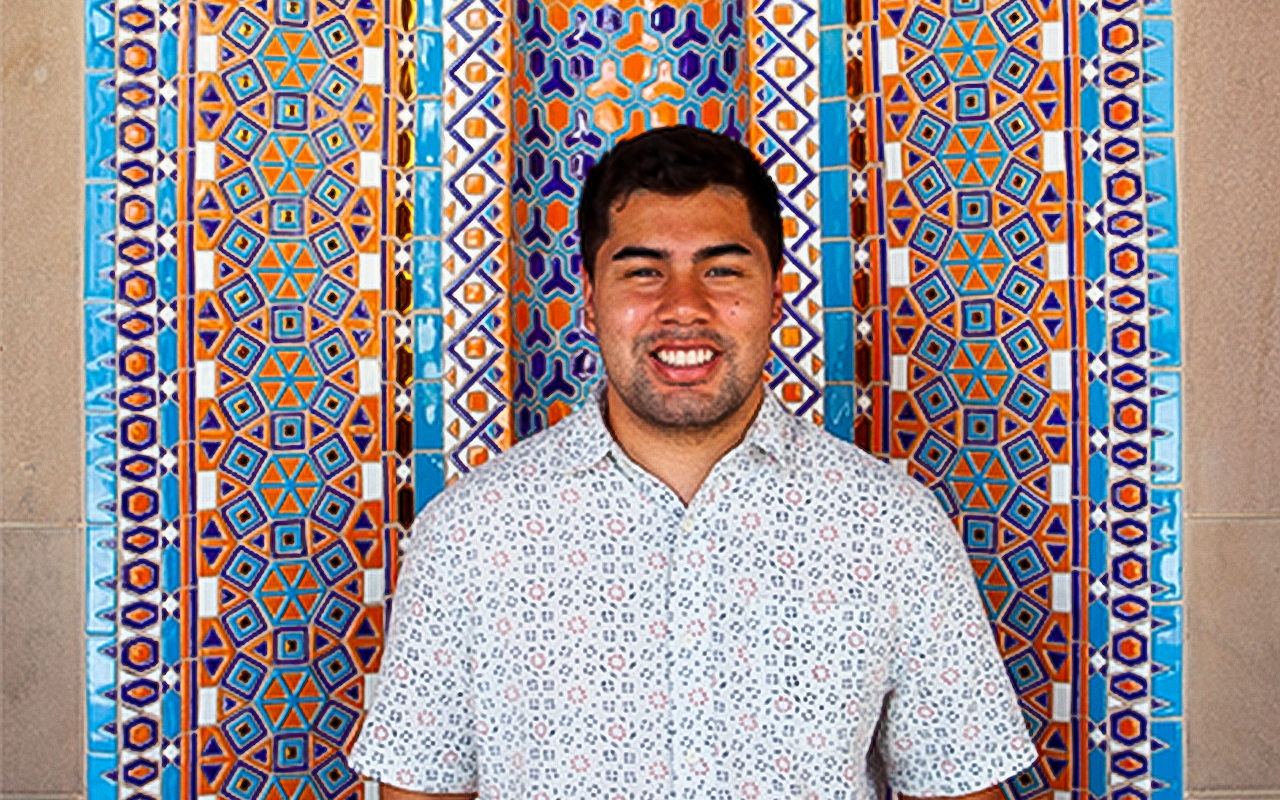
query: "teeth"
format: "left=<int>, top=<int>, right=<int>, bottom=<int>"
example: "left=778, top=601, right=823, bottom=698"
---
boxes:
left=657, top=348, right=714, bottom=367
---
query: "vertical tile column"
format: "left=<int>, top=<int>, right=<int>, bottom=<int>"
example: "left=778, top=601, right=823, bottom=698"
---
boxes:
left=507, top=0, right=750, bottom=438
left=438, top=0, right=516, bottom=478
left=748, top=0, right=824, bottom=424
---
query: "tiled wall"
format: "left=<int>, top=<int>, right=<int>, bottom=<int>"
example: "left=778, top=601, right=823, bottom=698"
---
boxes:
left=1, top=0, right=1279, bottom=798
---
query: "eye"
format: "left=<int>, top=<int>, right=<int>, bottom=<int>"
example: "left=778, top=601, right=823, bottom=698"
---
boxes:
left=706, top=266, right=744, bottom=278
left=624, top=266, right=662, bottom=279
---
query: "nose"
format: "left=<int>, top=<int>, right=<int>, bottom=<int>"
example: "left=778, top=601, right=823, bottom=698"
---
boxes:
left=654, top=269, right=713, bottom=326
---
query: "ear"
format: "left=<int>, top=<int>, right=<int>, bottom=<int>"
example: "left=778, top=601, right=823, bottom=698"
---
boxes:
left=582, top=270, right=598, bottom=336
left=769, top=264, right=784, bottom=328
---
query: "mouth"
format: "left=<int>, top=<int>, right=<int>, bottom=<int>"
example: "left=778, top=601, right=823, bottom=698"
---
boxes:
left=649, top=344, right=722, bottom=382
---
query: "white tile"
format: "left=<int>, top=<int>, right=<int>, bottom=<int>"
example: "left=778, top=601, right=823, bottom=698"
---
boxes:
left=195, top=142, right=216, bottom=180
left=360, top=151, right=381, bottom=188
left=196, top=36, right=219, bottom=72
left=1050, top=351, right=1072, bottom=392
left=1042, top=22, right=1064, bottom=61
left=363, top=46, right=385, bottom=85
left=198, top=576, right=219, bottom=618
left=891, top=354, right=908, bottom=392
left=198, top=687, right=219, bottom=725
left=196, top=470, right=217, bottom=510
left=878, top=37, right=899, bottom=76
left=365, top=673, right=380, bottom=709
left=1052, top=682, right=1071, bottom=722
left=195, top=361, right=216, bottom=398
left=1052, top=572, right=1072, bottom=613
left=888, top=248, right=910, bottom=287
left=358, top=252, right=381, bottom=291
left=362, top=462, right=383, bottom=501
left=1043, top=131, right=1066, bottom=172
left=885, top=142, right=903, bottom=181
left=359, top=359, right=381, bottom=396
left=195, top=251, right=215, bottom=290
left=364, top=568, right=385, bottom=605
left=1051, top=464, right=1071, bottom=505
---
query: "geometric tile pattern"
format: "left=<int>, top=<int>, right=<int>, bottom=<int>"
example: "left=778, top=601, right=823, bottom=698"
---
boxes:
left=81, top=1, right=1183, bottom=798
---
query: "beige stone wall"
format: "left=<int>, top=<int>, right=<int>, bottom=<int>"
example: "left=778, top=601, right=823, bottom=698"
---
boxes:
left=1179, top=1, right=1280, bottom=795
left=0, top=0, right=89, bottom=792
left=1, top=0, right=1279, bottom=795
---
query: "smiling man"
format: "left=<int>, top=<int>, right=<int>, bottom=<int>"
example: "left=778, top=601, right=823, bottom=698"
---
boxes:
left=349, top=126, right=1036, bottom=800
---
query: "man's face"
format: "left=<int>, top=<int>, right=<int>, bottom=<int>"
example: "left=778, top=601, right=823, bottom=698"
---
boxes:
left=583, top=186, right=783, bottom=431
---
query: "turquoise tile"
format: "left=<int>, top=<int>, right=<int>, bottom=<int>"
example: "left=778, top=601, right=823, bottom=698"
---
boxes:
left=1149, top=253, right=1180, bottom=366
left=87, top=752, right=117, bottom=800
left=1146, top=0, right=1174, bottom=18
left=822, top=240, right=852, bottom=308
left=1152, top=372, right=1181, bottom=484
left=1082, top=157, right=1102, bottom=207
left=84, top=304, right=115, bottom=413
left=163, top=761, right=183, bottom=800
left=85, top=73, right=116, bottom=180
left=1079, top=6, right=1099, bottom=60
left=820, top=170, right=849, bottom=236
left=819, top=0, right=844, bottom=26
left=418, top=0, right=441, bottom=28
left=1151, top=489, right=1182, bottom=602
left=84, top=0, right=114, bottom=70
left=162, top=613, right=181, bottom=666
left=158, top=326, right=177, bottom=373
left=820, top=29, right=845, bottom=99
left=416, top=100, right=441, bottom=167
left=161, top=525, right=181, bottom=591
left=820, top=101, right=849, bottom=167
left=1088, top=524, right=1107, bottom=584
left=85, top=183, right=116, bottom=300
left=1152, top=605, right=1184, bottom=717
left=85, top=636, right=116, bottom=752
left=825, top=311, right=853, bottom=381
left=1088, top=598, right=1110, bottom=649
left=415, top=313, right=442, bottom=380
left=85, top=525, right=116, bottom=635
left=1089, top=670, right=1107, bottom=724
left=417, top=30, right=443, bottom=97
left=414, top=238, right=441, bottom=310
left=1080, top=83, right=1100, bottom=138
left=1143, top=20, right=1175, bottom=134
left=1146, top=137, right=1179, bottom=248
left=1151, top=721, right=1183, bottom=800
left=1088, top=747, right=1108, bottom=798
left=824, top=384, right=853, bottom=442
left=414, top=380, right=444, bottom=450
left=158, top=253, right=178, bottom=300
left=415, top=452, right=445, bottom=511
left=159, top=28, right=178, bottom=81
left=1086, top=302, right=1106, bottom=358
left=415, top=169, right=441, bottom=237
left=86, top=413, right=116, bottom=524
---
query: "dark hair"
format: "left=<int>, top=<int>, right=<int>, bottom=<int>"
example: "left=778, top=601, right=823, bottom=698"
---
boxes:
left=578, top=125, right=783, bottom=282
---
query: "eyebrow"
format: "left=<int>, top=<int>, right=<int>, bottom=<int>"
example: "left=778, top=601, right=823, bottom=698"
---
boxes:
left=608, top=242, right=753, bottom=262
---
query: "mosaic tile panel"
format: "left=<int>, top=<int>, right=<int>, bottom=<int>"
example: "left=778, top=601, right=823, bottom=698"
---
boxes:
left=82, top=1, right=1184, bottom=798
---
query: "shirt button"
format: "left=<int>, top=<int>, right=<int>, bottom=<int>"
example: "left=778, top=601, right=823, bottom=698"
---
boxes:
left=681, top=515, right=695, bottom=533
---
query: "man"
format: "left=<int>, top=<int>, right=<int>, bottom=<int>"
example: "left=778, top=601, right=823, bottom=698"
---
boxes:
left=349, top=126, right=1035, bottom=799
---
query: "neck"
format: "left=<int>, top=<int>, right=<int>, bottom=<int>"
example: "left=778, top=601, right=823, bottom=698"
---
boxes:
left=602, top=383, right=765, bottom=505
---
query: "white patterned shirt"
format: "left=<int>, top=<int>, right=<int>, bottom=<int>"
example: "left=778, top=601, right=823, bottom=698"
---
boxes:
left=349, top=388, right=1036, bottom=799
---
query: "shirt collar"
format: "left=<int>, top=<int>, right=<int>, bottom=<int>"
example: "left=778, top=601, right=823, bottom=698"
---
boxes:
left=554, top=382, right=798, bottom=477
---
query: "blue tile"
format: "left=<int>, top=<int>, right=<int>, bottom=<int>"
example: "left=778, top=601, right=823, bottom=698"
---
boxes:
left=819, top=0, right=845, bottom=25
left=1145, top=0, right=1173, bottom=17
left=1088, top=525, right=1107, bottom=585
left=85, top=525, right=116, bottom=635
left=1149, top=253, right=1180, bottom=366
left=159, top=28, right=178, bottom=81
left=819, top=101, right=849, bottom=167
left=1152, top=372, right=1181, bottom=484
left=85, top=413, right=117, bottom=524
left=1088, top=452, right=1108, bottom=508
left=417, top=30, right=443, bottom=97
left=162, top=760, right=183, bottom=800
left=825, top=311, right=854, bottom=381
left=1088, top=598, right=1110, bottom=650
left=1082, top=156, right=1102, bottom=207
left=1080, top=83, right=1100, bottom=138
left=1088, top=747, right=1108, bottom=799
left=820, top=170, right=849, bottom=237
left=418, top=0, right=441, bottom=28
left=85, top=73, right=116, bottom=180
left=1084, top=229, right=1106, bottom=281
left=159, top=101, right=179, bottom=159
left=414, top=238, right=441, bottom=310
left=1152, top=605, right=1184, bottom=717
left=824, top=384, right=853, bottom=442
left=819, top=29, right=846, bottom=99
left=822, top=241, right=852, bottom=308
left=1151, top=489, right=1182, bottom=602
left=415, top=313, right=442, bottom=379
left=85, top=636, right=116, bottom=752
left=84, top=304, right=116, bottom=413
left=87, top=752, right=118, bottom=800
left=1146, top=137, right=1179, bottom=248
left=416, top=100, right=442, bottom=167
left=415, top=169, right=441, bottom=237
left=158, top=326, right=178, bottom=374
left=1151, top=721, right=1183, bottom=800
left=1146, top=19, right=1172, bottom=132
left=85, top=183, right=116, bottom=300
left=415, top=452, right=445, bottom=511
left=414, top=381, right=444, bottom=450
left=1088, top=670, right=1107, bottom=725
left=1079, top=6, right=1099, bottom=60
left=84, top=0, right=115, bottom=70
left=162, top=613, right=181, bottom=666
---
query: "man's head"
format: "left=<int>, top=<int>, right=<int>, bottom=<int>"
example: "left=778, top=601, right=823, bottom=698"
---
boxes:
left=579, top=125, right=783, bottom=283
left=579, top=126, right=785, bottom=434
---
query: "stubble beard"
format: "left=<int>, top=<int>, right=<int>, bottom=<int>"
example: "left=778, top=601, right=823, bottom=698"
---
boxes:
left=609, top=330, right=757, bottom=433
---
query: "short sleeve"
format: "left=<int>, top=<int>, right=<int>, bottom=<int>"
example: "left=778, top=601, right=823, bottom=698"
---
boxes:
left=878, top=499, right=1037, bottom=796
left=348, top=509, right=477, bottom=793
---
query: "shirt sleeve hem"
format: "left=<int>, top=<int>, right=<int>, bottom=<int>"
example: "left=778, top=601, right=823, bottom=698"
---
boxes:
left=892, top=748, right=1040, bottom=798
left=347, top=759, right=477, bottom=796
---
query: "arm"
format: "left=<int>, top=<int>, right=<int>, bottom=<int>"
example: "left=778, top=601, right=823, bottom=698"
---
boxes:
left=381, top=783, right=476, bottom=800
left=902, top=787, right=1005, bottom=800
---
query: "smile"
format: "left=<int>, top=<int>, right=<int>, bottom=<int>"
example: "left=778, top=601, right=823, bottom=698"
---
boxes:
left=652, top=347, right=718, bottom=368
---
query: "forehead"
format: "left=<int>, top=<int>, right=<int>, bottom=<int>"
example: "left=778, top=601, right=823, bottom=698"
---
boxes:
left=604, top=187, right=761, bottom=242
